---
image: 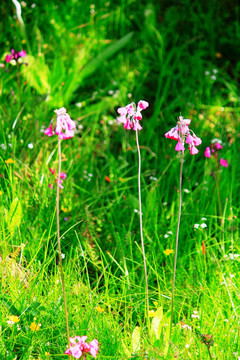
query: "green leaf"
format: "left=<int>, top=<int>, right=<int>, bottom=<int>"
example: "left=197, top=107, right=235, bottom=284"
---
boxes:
left=62, top=32, right=134, bottom=105
left=132, top=326, right=141, bottom=353
left=1, top=297, right=19, bottom=316
left=7, top=198, right=22, bottom=234
left=151, top=306, right=163, bottom=339
left=162, top=311, right=171, bottom=355
left=121, top=340, right=131, bottom=357
left=21, top=55, right=50, bottom=95
left=79, top=32, right=133, bottom=81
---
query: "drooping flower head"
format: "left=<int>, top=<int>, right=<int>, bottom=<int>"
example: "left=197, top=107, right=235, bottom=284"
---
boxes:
left=165, top=115, right=201, bottom=155
left=44, top=107, right=76, bottom=140
left=5, top=49, right=26, bottom=63
left=65, top=336, right=99, bottom=359
left=117, top=100, right=149, bottom=131
left=204, top=139, right=228, bottom=168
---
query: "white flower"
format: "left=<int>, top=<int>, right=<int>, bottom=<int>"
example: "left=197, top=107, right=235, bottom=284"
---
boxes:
left=28, top=143, right=34, bottom=149
left=164, top=234, right=169, bottom=238
left=194, top=224, right=200, bottom=229
left=184, top=189, right=190, bottom=193
left=201, top=223, right=207, bottom=229
left=191, top=314, right=200, bottom=319
left=211, top=138, right=222, bottom=144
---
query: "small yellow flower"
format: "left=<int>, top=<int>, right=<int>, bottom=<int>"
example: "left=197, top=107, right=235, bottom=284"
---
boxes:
left=153, top=301, right=158, bottom=307
left=5, top=158, right=15, bottom=164
left=45, top=352, right=50, bottom=356
left=95, top=306, right=104, bottom=313
left=61, top=206, right=71, bottom=213
left=0, top=191, right=2, bottom=196
left=9, top=315, right=20, bottom=323
left=30, top=322, right=41, bottom=331
left=164, top=249, right=174, bottom=256
left=148, top=310, right=156, bottom=317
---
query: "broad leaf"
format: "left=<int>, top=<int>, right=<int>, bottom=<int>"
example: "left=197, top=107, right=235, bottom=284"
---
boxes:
left=7, top=197, right=22, bottom=234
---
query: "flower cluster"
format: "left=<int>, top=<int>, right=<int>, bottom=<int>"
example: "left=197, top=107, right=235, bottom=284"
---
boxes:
left=117, top=100, right=149, bottom=131
left=5, top=49, right=26, bottom=63
left=44, top=108, right=76, bottom=140
left=48, top=168, right=67, bottom=189
left=204, top=140, right=228, bottom=167
left=7, top=315, right=20, bottom=325
left=65, top=336, right=99, bottom=359
left=165, top=116, right=202, bottom=154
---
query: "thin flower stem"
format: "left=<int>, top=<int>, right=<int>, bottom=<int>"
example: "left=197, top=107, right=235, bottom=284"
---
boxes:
left=136, top=130, right=149, bottom=329
left=57, top=138, right=70, bottom=349
left=170, top=150, right=184, bottom=334
left=16, top=63, right=22, bottom=106
left=207, top=347, right=213, bottom=360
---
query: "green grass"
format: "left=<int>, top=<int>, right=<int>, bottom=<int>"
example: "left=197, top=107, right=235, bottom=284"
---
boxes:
left=0, top=0, right=240, bottom=359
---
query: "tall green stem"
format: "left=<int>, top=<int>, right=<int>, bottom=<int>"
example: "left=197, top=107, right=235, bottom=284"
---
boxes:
left=57, top=138, right=70, bottom=349
left=136, top=130, right=149, bottom=328
left=170, top=150, right=184, bottom=333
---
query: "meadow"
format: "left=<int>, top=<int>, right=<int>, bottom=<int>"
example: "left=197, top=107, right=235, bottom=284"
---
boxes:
left=0, top=0, right=240, bottom=359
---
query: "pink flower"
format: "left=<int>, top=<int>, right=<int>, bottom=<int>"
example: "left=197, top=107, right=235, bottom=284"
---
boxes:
left=60, top=172, right=67, bottom=180
left=55, top=107, right=76, bottom=139
left=44, top=108, right=75, bottom=140
left=164, top=127, right=179, bottom=141
left=175, top=141, right=185, bottom=151
left=220, top=158, right=228, bottom=167
left=89, top=340, right=99, bottom=358
left=58, top=179, right=63, bottom=189
left=215, top=142, right=223, bottom=150
left=133, top=121, right=142, bottom=131
left=204, top=147, right=211, bottom=158
left=189, top=145, right=199, bottom=155
left=117, top=100, right=149, bottom=131
left=165, top=115, right=201, bottom=155
left=48, top=168, right=67, bottom=189
left=44, top=123, right=54, bottom=137
left=5, top=49, right=26, bottom=63
left=193, top=136, right=202, bottom=146
left=65, top=336, right=99, bottom=359
left=185, top=133, right=194, bottom=144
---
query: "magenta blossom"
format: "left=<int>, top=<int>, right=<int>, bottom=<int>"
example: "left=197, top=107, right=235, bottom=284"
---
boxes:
left=44, top=107, right=76, bottom=140
left=165, top=115, right=201, bottom=155
left=220, top=158, right=228, bottom=167
left=204, top=140, right=228, bottom=168
left=5, top=49, right=26, bottom=63
left=48, top=168, right=67, bottom=189
left=204, top=146, right=211, bottom=158
left=65, top=336, right=99, bottom=359
left=117, top=100, right=149, bottom=131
